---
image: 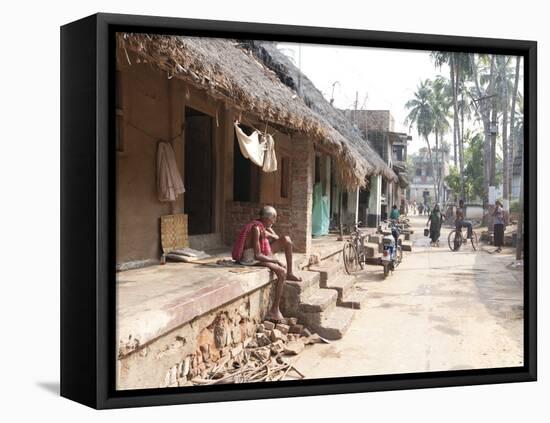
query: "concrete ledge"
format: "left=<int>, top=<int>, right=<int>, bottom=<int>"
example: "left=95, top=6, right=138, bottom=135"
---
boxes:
left=117, top=238, right=348, bottom=358
left=117, top=262, right=274, bottom=357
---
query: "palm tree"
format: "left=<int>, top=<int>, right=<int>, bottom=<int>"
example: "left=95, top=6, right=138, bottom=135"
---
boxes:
left=469, top=53, right=498, bottom=209
left=431, top=51, right=475, bottom=201
left=431, top=76, right=451, bottom=202
left=405, top=80, right=439, bottom=202
left=508, top=57, right=522, bottom=200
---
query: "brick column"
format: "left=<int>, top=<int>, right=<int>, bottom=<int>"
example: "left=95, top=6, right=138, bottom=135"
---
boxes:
left=290, top=135, right=314, bottom=254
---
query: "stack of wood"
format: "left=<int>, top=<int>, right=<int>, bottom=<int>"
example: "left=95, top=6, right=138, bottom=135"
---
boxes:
left=188, top=318, right=328, bottom=385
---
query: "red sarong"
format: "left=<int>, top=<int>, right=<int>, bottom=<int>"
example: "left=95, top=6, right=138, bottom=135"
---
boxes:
left=232, top=220, right=272, bottom=261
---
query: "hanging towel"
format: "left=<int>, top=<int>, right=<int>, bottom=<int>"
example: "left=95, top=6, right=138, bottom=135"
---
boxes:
left=261, top=133, right=278, bottom=173
left=157, top=142, right=185, bottom=202
left=234, top=122, right=265, bottom=167
left=232, top=220, right=272, bottom=261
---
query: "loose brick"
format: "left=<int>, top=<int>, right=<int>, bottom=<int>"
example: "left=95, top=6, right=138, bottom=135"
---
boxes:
left=271, top=328, right=283, bottom=342
left=275, top=323, right=290, bottom=334
left=284, top=340, right=305, bottom=355
left=263, top=321, right=275, bottom=331
left=289, top=324, right=303, bottom=334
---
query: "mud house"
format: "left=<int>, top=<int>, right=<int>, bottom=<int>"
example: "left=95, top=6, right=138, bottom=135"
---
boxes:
left=343, top=109, right=410, bottom=225
left=115, top=34, right=395, bottom=389
left=245, top=43, right=398, bottom=233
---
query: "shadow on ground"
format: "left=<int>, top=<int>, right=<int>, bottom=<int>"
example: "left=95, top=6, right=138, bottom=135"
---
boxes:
left=36, top=381, right=60, bottom=396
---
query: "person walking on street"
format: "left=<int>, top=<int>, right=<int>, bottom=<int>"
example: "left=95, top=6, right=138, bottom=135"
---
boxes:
left=426, top=203, right=444, bottom=246
left=390, top=204, right=400, bottom=221
left=493, top=200, right=506, bottom=253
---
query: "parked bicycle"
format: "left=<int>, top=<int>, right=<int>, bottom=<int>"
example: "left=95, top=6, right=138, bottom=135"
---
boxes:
left=342, top=222, right=366, bottom=274
left=342, top=220, right=403, bottom=277
left=448, top=226, right=479, bottom=251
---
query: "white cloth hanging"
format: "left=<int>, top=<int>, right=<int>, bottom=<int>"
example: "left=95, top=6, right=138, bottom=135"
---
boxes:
left=157, top=141, right=185, bottom=202
left=234, top=122, right=278, bottom=172
left=261, top=133, right=278, bottom=173
left=234, top=122, right=265, bottom=167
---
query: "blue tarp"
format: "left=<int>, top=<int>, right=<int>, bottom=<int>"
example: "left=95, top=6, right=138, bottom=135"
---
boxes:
left=312, top=183, right=329, bottom=236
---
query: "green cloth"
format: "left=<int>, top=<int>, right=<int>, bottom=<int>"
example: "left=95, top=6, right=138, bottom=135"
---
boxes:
left=389, top=209, right=400, bottom=220
left=312, top=183, right=329, bottom=236
left=429, top=210, right=443, bottom=242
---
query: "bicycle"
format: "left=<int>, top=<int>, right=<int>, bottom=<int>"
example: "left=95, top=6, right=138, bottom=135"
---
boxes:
left=448, top=226, right=479, bottom=251
left=342, top=222, right=366, bottom=274
left=342, top=220, right=403, bottom=277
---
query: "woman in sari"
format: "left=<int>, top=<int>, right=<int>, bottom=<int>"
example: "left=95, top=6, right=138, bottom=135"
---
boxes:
left=493, top=200, right=506, bottom=253
left=426, top=203, right=444, bottom=246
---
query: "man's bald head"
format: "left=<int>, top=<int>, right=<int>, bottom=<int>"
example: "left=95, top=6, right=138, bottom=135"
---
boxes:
left=259, top=205, right=277, bottom=220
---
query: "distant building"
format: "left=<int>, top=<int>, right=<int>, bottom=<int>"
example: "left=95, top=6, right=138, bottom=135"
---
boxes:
left=408, top=147, right=452, bottom=207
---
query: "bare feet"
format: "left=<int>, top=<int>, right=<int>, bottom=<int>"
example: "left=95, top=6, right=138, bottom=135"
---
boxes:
left=265, top=309, right=284, bottom=323
left=286, top=273, right=303, bottom=282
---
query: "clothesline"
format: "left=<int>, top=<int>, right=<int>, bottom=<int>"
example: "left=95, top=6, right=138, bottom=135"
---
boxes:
left=125, top=119, right=184, bottom=144
left=123, top=112, right=285, bottom=145
left=237, top=114, right=278, bottom=137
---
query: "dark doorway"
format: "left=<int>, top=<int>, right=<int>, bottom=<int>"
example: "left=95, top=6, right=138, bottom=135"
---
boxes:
left=233, top=124, right=260, bottom=202
left=184, top=107, right=214, bottom=235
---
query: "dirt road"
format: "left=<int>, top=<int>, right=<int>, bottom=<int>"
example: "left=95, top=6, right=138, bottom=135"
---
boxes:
left=293, top=215, right=524, bottom=379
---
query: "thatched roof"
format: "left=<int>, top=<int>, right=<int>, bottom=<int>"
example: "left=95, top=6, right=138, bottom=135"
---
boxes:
left=118, top=33, right=396, bottom=188
left=240, top=41, right=397, bottom=183
left=393, top=161, right=410, bottom=189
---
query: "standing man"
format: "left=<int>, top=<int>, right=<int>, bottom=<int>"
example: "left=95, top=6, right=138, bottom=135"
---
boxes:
left=232, top=205, right=302, bottom=322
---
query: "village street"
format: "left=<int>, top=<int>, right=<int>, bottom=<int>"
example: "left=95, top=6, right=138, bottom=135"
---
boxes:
left=293, top=215, right=524, bottom=379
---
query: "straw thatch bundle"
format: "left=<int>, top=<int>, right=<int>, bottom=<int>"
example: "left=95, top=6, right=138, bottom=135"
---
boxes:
left=118, top=33, right=396, bottom=189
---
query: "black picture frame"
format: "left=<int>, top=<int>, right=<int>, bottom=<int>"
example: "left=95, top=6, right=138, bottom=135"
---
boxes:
left=60, top=12, right=537, bottom=409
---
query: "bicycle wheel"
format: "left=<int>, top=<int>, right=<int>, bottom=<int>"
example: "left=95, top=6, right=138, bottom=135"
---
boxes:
left=356, top=239, right=365, bottom=270
left=471, top=231, right=479, bottom=251
left=448, top=230, right=462, bottom=251
left=343, top=242, right=360, bottom=274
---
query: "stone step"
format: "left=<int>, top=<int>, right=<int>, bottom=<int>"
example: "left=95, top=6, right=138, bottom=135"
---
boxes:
left=314, top=307, right=355, bottom=340
left=338, top=288, right=368, bottom=309
left=309, top=261, right=344, bottom=285
left=368, top=235, right=383, bottom=253
left=363, top=242, right=379, bottom=258
left=368, top=234, right=383, bottom=244
left=322, top=275, right=355, bottom=300
left=285, top=270, right=320, bottom=295
left=282, top=271, right=322, bottom=316
left=299, top=288, right=338, bottom=313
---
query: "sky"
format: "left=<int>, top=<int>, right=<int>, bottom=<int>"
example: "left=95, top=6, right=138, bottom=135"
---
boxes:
left=277, top=42, right=450, bottom=154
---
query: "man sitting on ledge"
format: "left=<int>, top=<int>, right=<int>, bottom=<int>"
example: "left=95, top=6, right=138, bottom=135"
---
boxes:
left=232, top=205, right=302, bottom=322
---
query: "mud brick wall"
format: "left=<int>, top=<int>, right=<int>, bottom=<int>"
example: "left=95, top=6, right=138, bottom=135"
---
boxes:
left=224, top=201, right=293, bottom=250
left=223, top=135, right=313, bottom=254
left=117, top=283, right=275, bottom=390
left=290, top=135, right=314, bottom=254
left=365, top=110, right=394, bottom=132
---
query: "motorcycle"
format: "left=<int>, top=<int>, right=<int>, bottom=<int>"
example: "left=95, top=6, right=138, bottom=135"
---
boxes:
left=380, top=219, right=403, bottom=277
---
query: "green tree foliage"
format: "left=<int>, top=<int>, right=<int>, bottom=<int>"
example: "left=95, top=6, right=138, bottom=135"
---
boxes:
left=446, top=131, right=502, bottom=201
